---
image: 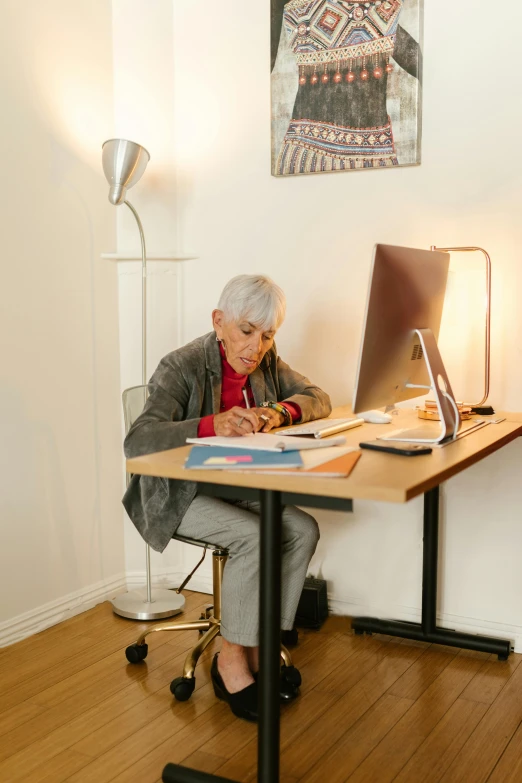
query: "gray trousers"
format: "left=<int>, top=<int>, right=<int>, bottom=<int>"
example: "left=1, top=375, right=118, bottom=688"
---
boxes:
left=176, top=495, right=320, bottom=646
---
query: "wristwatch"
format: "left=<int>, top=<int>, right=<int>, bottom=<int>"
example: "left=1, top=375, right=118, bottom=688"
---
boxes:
left=260, top=401, right=292, bottom=427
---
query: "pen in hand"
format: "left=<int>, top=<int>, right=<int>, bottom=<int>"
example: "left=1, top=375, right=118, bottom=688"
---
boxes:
left=242, top=386, right=255, bottom=435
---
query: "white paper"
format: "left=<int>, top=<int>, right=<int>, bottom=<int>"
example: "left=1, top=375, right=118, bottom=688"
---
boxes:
left=186, top=433, right=347, bottom=452
left=378, top=419, right=488, bottom=444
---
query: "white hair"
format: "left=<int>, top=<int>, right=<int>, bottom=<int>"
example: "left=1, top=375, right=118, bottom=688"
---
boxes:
left=217, top=274, right=286, bottom=332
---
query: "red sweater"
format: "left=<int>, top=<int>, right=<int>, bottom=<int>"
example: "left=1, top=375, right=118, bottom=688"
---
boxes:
left=197, top=344, right=301, bottom=437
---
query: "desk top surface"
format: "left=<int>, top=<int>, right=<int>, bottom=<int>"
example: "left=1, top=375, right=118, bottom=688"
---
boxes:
left=126, top=407, right=522, bottom=504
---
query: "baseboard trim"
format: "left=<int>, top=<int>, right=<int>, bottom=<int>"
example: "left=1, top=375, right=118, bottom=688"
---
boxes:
left=328, top=595, right=522, bottom=653
left=0, top=569, right=214, bottom=648
left=125, top=569, right=212, bottom=595
left=0, top=573, right=129, bottom=648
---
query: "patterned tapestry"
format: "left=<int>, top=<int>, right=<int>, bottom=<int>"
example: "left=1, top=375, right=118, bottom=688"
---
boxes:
left=271, top=0, right=423, bottom=176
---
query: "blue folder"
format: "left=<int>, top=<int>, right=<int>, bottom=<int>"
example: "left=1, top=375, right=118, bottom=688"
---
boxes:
left=185, top=446, right=304, bottom=470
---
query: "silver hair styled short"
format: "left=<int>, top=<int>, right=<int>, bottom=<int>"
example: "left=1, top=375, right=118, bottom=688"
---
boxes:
left=217, top=274, right=286, bottom=332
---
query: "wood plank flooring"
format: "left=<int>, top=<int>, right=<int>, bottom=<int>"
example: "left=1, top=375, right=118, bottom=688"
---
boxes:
left=1, top=594, right=521, bottom=782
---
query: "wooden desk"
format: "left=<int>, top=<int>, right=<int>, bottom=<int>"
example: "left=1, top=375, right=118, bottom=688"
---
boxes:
left=127, top=407, right=522, bottom=783
left=128, top=407, right=522, bottom=504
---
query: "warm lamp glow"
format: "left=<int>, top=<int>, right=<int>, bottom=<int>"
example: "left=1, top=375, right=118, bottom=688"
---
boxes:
left=439, top=270, right=487, bottom=400
left=435, top=247, right=491, bottom=407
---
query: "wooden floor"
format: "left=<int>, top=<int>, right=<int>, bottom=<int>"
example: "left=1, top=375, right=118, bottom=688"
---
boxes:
left=2, top=595, right=522, bottom=783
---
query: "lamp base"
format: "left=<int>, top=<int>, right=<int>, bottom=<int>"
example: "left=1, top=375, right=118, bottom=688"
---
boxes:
left=471, top=405, right=495, bottom=416
left=111, top=588, right=185, bottom=621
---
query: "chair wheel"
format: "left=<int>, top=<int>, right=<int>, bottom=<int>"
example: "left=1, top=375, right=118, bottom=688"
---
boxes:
left=281, top=628, right=299, bottom=647
left=125, top=643, right=148, bottom=663
left=498, top=653, right=509, bottom=662
left=170, top=676, right=196, bottom=701
left=281, top=665, right=301, bottom=688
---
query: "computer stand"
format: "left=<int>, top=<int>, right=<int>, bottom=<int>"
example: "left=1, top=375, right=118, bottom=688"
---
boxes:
left=390, top=328, right=460, bottom=444
left=352, top=486, right=512, bottom=660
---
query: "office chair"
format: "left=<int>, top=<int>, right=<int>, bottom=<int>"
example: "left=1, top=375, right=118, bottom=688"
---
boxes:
left=122, top=385, right=301, bottom=701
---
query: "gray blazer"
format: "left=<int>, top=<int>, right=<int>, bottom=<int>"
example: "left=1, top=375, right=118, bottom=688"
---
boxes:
left=123, top=331, right=332, bottom=552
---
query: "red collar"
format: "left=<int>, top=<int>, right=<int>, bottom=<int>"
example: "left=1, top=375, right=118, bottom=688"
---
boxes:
left=219, top=342, right=248, bottom=381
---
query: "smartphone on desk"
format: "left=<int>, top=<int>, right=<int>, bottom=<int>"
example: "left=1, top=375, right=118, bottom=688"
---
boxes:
left=360, top=440, right=433, bottom=457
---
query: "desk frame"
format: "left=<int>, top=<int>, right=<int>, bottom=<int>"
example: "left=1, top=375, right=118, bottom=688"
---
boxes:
left=351, top=486, right=511, bottom=659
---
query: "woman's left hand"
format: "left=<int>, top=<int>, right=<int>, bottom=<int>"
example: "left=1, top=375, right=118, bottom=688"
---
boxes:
left=252, top=407, right=285, bottom=432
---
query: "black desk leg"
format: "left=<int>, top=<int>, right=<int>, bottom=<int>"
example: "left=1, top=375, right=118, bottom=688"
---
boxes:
left=352, top=486, right=512, bottom=660
left=258, top=489, right=283, bottom=783
left=161, top=489, right=283, bottom=783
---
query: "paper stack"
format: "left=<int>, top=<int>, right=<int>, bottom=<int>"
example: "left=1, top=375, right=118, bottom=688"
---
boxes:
left=184, top=435, right=361, bottom=478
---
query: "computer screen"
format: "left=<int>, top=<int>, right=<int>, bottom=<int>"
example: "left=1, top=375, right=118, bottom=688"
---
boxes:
left=353, top=243, right=452, bottom=415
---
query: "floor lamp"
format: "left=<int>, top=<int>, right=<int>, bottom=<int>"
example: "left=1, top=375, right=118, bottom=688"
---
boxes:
left=102, top=138, right=185, bottom=620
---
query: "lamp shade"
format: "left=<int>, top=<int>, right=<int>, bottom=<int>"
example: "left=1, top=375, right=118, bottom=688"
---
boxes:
left=102, top=138, right=150, bottom=205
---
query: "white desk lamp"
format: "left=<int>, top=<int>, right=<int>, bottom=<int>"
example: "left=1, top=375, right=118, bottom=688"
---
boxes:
left=102, top=138, right=185, bottom=620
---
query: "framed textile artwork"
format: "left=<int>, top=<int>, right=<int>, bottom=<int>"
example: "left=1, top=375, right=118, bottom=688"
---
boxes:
left=271, top=0, right=423, bottom=176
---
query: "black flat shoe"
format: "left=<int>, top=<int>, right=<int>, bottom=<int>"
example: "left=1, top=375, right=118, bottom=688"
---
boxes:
left=211, top=654, right=258, bottom=722
left=253, top=668, right=300, bottom=703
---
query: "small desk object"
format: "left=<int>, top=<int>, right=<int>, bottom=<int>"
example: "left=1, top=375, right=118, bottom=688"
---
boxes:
left=126, top=407, right=522, bottom=783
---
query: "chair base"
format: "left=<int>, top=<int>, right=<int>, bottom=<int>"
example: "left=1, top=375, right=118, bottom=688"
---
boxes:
left=129, top=614, right=295, bottom=691
left=124, top=548, right=297, bottom=699
left=112, top=588, right=185, bottom=620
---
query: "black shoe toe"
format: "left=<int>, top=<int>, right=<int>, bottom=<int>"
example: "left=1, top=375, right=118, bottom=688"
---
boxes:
left=253, top=670, right=300, bottom=702
left=211, top=653, right=259, bottom=722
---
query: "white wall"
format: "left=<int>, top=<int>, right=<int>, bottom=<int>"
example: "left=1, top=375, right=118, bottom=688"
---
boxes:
left=165, top=0, right=522, bottom=646
left=0, top=0, right=124, bottom=643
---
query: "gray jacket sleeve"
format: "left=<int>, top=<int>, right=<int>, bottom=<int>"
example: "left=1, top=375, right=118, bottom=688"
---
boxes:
left=276, top=356, right=332, bottom=423
left=124, top=356, right=201, bottom=458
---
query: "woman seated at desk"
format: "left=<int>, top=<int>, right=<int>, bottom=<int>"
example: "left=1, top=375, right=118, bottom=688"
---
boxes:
left=123, top=274, right=331, bottom=722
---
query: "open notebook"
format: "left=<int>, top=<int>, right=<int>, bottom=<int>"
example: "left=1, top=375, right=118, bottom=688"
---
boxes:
left=186, top=433, right=347, bottom=452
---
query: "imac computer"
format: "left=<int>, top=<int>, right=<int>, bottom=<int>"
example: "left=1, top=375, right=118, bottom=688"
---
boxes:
left=352, top=244, right=461, bottom=444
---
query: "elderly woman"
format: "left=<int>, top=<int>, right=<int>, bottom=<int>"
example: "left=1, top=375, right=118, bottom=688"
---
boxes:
left=123, top=274, right=331, bottom=722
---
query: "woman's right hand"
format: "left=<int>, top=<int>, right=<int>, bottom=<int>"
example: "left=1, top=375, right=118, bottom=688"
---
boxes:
left=213, top=406, right=260, bottom=437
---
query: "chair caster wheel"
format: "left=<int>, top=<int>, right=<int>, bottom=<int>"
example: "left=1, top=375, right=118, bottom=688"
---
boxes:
left=281, top=665, right=301, bottom=688
left=281, top=628, right=299, bottom=647
left=353, top=628, right=365, bottom=635
left=498, top=653, right=509, bottom=662
left=170, top=676, right=195, bottom=701
left=125, top=643, right=148, bottom=663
